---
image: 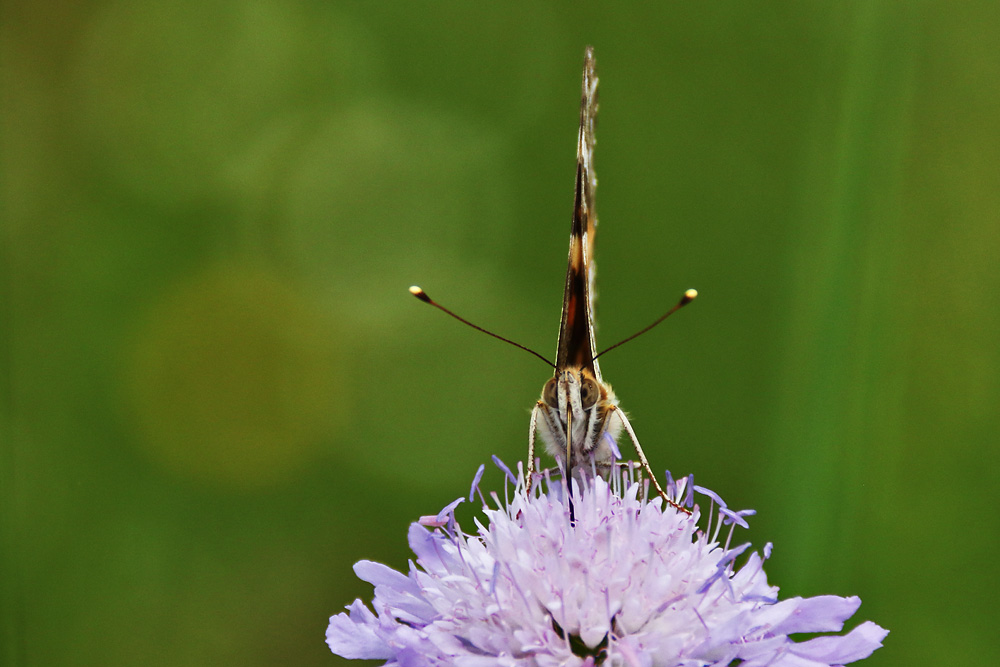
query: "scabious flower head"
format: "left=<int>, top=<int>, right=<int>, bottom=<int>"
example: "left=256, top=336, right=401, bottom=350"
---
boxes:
left=327, top=462, right=887, bottom=666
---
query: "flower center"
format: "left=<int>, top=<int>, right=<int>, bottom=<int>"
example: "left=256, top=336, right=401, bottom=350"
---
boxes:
left=551, top=618, right=610, bottom=665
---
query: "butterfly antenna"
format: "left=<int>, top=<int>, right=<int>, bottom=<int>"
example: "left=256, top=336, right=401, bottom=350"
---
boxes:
left=409, top=286, right=555, bottom=368
left=594, top=289, right=697, bottom=360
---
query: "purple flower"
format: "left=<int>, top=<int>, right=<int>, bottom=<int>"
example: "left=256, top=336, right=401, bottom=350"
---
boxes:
left=327, top=466, right=887, bottom=666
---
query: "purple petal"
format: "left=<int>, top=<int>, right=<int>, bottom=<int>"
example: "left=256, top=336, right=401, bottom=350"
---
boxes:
left=354, top=560, right=436, bottom=622
left=406, top=523, right=472, bottom=591
left=725, top=634, right=787, bottom=664
left=664, top=470, right=676, bottom=495
left=683, top=474, right=695, bottom=506
left=694, top=484, right=727, bottom=508
left=791, top=621, right=889, bottom=664
left=770, top=595, right=862, bottom=635
left=436, top=496, right=465, bottom=523
left=697, top=544, right=750, bottom=593
left=407, top=523, right=450, bottom=573
left=603, top=430, right=622, bottom=459
left=326, top=600, right=392, bottom=659
left=492, top=455, right=517, bottom=485
left=354, top=560, right=414, bottom=590
left=469, top=463, right=486, bottom=501
left=719, top=507, right=749, bottom=529
left=489, top=560, right=500, bottom=596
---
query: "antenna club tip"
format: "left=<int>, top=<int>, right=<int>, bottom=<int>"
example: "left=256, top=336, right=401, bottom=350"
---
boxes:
left=409, top=285, right=431, bottom=302
left=682, top=288, right=698, bottom=303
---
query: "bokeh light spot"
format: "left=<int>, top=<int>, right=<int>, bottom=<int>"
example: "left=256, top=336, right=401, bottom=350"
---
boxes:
left=124, top=263, right=347, bottom=488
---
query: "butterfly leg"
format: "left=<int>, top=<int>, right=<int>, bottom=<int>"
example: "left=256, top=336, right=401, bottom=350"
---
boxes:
left=612, top=406, right=689, bottom=513
left=527, top=402, right=544, bottom=490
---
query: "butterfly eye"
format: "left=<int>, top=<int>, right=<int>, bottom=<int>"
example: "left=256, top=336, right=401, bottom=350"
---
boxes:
left=542, top=378, right=559, bottom=408
left=580, top=376, right=599, bottom=409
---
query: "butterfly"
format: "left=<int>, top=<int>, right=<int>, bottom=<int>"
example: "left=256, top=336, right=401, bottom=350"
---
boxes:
left=525, top=47, right=695, bottom=509
left=411, top=47, right=695, bottom=510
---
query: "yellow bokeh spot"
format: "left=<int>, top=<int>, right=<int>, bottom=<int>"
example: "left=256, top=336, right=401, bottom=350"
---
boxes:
left=124, top=263, right=347, bottom=488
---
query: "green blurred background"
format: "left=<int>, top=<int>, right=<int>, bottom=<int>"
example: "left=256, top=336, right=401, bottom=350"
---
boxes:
left=2, top=2, right=997, bottom=665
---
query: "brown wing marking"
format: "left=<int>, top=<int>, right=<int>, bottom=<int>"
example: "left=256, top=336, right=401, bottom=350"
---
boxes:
left=555, top=47, right=601, bottom=377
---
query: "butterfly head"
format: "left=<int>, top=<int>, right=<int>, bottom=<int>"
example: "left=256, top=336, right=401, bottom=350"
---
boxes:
left=543, top=367, right=604, bottom=413
left=537, top=366, right=621, bottom=472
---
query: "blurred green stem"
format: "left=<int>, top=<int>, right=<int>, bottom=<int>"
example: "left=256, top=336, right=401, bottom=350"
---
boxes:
left=769, top=0, right=922, bottom=588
